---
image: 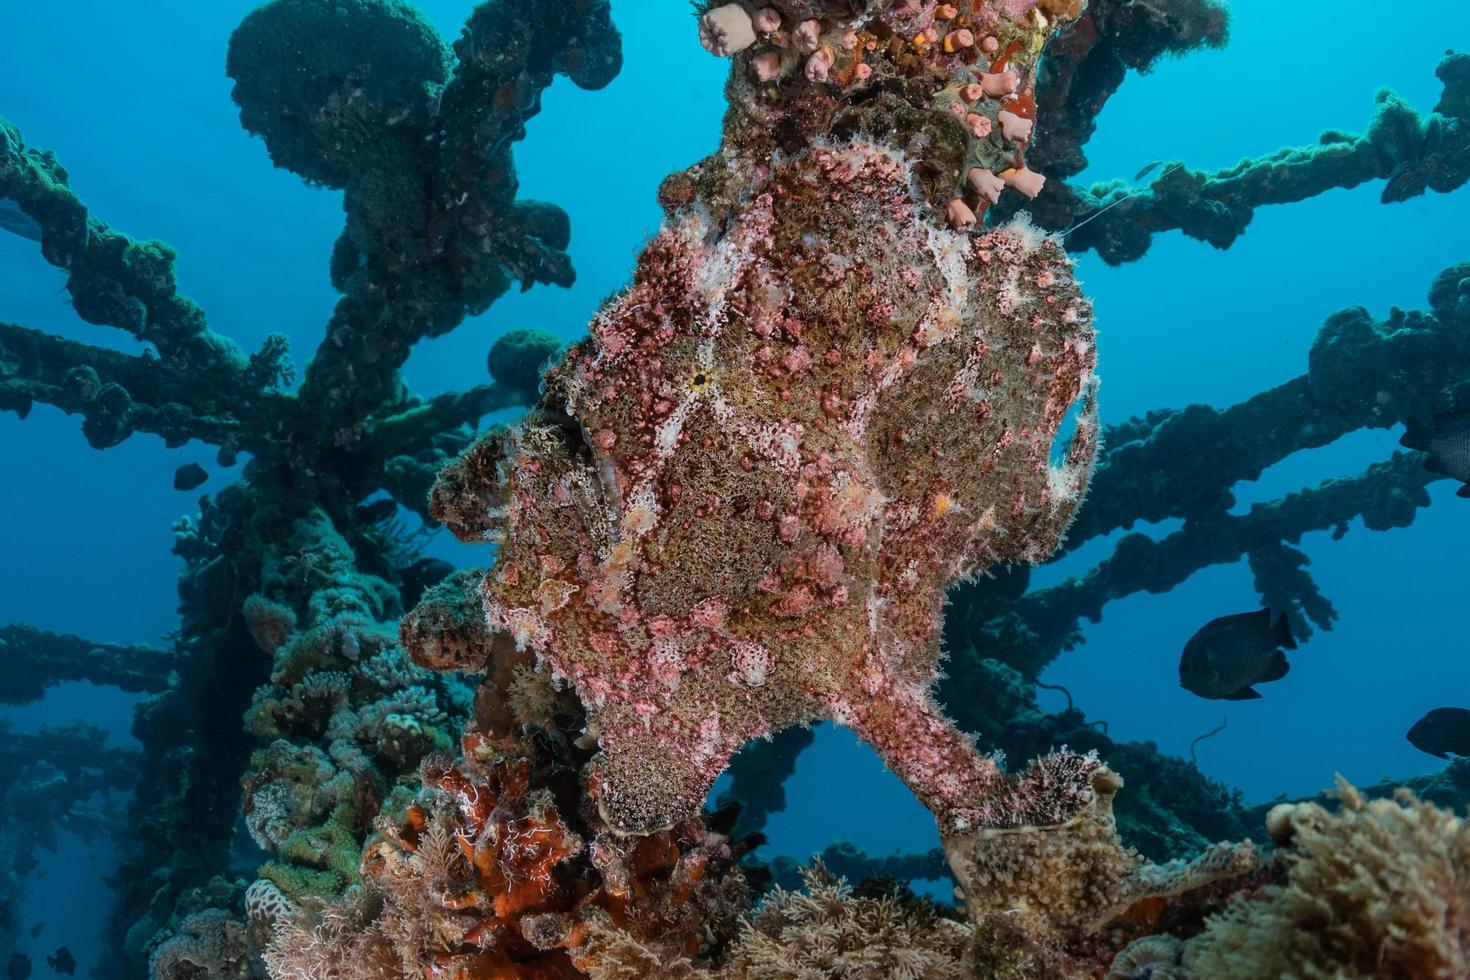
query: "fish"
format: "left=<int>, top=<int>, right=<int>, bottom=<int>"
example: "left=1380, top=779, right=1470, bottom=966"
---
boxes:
left=1132, top=160, right=1164, bottom=182
left=6, top=954, right=30, bottom=980
left=44, top=948, right=74, bottom=976
left=0, top=198, right=42, bottom=244
left=1400, top=409, right=1470, bottom=497
left=28, top=923, right=41, bottom=938
left=1406, top=707, right=1470, bottom=759
left=173, top=463, right=209, bottom=492
left=1179, top=609, right=1296, bottom=701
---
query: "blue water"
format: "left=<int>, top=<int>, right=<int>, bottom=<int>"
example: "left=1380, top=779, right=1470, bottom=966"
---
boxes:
left=2, top=0, right=1467, bottom=971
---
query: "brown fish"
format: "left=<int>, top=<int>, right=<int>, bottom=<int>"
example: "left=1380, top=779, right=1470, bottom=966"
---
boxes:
left=172, top=463, right=208, bottom=492
left=1407, top=707, right=1470, bottom=760
left=1179, top=609, right=1295, bottom=701
left=44, top=947, right=74, bottom=976
left=1401, top=409, right=1470, bottom=498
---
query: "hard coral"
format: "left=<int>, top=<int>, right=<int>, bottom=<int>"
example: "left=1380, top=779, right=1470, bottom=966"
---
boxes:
left=455, top=136, right=1099, bottom=836
left=148, top=908, right=257, bottom=978
left=236, top=508, right=472, bottom=902
left=719, top=866, right=974, bottom=978
left=265, top=736, right=752, bottom=977
left=489, top=327, right=563, bottom=395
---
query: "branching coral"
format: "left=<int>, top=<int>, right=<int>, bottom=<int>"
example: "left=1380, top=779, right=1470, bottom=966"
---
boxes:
left=719, top=867, right=974, bottom=979
left=262, top=729, right=755, bottom=976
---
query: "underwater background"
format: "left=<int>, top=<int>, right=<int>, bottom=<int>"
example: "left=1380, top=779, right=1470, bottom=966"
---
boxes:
left=1, top=0, right=1467, bottom=974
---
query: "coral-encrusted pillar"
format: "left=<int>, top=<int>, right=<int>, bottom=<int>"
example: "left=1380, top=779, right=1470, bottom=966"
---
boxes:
left=477, top=147, right=1102, bottom=833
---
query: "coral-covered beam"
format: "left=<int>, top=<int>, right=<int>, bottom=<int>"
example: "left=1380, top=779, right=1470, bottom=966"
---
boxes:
left=803, top=839, right=953, bottom=885
left=359, top=328, right=559, bottom=514
left=0, top=722, right=140, bottom=790
left=0, top=117, right=257, bottom=377
left=1033, top=54, right=1469, bottom=263
left=367, top=382, right=529, bottom=459
left=1066, top=262, right=1470, bottom=549
left=0, top=319, right=289, bottom=450
left=230, top=0, right=624, bottom=439
left=0, top=623, right=180, bottom=705
left=1, top=113, right=297, bottom=451
left=367, top=382, right=535, bottom=520
left=1014, top=450, right=1445, bottom=676
left=1028, top=0, right=1229, bottom=182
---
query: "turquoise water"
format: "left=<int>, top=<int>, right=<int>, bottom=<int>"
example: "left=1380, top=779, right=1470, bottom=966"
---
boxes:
left=1, top=0, right=1467, bottom=972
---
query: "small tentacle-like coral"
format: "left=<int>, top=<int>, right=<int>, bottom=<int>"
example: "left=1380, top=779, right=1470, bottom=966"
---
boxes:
left=1107, top=934, right=1185, bottom=980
